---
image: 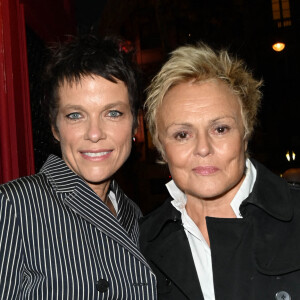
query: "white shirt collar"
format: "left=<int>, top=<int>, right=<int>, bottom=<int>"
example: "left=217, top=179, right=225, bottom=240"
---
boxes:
left=167, top=158, right=257, bottom=218
left=166, top=179, right=187, bottom=211
left=108, top=190, right=118, bottom=213
left=230, top=159, right=256, bottom=217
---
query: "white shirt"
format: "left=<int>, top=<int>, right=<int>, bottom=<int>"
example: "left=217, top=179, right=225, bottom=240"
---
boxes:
left=166, top=159, right=257, bottom=300
left=108, top=190, right=119, bottom=213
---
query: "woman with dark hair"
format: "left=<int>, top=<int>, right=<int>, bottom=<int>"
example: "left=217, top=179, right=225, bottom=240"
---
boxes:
left=0, top=35, right=156, bottom=299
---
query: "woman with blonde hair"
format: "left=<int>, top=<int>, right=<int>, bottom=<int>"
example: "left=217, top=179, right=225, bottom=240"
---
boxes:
left=140, top=42, right=300, bottom=300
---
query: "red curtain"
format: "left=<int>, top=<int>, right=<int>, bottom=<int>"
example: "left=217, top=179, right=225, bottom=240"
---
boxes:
left=0, top=0, right=35, bottom=183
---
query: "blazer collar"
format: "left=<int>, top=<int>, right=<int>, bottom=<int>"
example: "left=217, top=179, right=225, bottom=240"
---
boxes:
left=40, top=154, right=81, bottom=193
left=241, top=159, right=293, bottom=221
left=41, top=155, right=150, bottom=268
left=145, top=199, right=181, bottom=242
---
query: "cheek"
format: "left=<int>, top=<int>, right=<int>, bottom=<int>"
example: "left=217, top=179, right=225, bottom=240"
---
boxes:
left=58, top=127, right=76, bottom=143
left=118, top=137, right=132, bottom=161
left=164, top=144, right=191, bottom=168
left=56, top=126, right=82, bottom=153
left=215, top=136, right=245, bottom=156
left=113, top=127, right=132, bottom=150
left=221, top=142, right=246, bottom=174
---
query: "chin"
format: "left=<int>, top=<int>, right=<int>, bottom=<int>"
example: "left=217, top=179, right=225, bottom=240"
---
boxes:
left=80, top=171, right=108, bottom=184
left=190, top=187, right=223, bottom=200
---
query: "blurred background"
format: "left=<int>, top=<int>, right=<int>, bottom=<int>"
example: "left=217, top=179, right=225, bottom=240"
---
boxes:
left=1, top=0, right=300, bottom=213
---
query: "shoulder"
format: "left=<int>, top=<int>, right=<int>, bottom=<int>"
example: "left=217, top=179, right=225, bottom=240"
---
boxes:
left=140, top=198, right=174, bottom=224
left=139, top=198, right=181, bottom=244
left=253, top=158, right=300, bottom=202
left=126, top=195, right=143, bottom=217
left=0, top=173, right=50, bottom=203
left=246, top=159, right=300, bottom=221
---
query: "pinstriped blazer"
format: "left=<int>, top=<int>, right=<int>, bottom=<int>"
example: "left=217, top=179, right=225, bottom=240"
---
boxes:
left=0, top=155, right=157, bottom=299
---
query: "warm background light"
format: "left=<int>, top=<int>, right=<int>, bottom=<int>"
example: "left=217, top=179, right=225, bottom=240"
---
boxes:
left=286, top=151, right=290, bottom=161
left=272, top=42, right=286, bottom=52
left=286, top=150, right=296, bottom=162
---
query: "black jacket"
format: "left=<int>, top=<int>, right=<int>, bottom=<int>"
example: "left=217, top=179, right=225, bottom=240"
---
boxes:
left=139, top=159, right=300, bottom=299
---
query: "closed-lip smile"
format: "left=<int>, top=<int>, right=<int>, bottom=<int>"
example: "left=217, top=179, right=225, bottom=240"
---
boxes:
left=192, top=166, right=219, bottom=175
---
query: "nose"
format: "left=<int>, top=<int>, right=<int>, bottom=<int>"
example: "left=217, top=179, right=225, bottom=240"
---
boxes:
left=84, top=118, right=106, bottom=142
left=194, top=132, right=212, bottom=157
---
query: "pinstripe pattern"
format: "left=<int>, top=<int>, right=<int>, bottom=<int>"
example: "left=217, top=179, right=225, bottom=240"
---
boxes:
left=0, top=155, right=157, bottom=299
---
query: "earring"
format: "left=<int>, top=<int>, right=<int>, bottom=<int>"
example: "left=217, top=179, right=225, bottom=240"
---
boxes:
left=132, top=137, right=136, bottom=142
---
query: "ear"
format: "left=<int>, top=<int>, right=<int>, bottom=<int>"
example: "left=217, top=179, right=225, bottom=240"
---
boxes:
left=51, top=125, right=60, bottom=142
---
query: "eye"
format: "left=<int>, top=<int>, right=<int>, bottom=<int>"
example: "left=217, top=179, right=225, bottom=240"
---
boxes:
left=215, top=125, right=230, bottom=134
left=66, top=112, right=82, bottom=119
left=174, top=131, right=189, bottom=140
left=107, top=110, right=123, bottom=118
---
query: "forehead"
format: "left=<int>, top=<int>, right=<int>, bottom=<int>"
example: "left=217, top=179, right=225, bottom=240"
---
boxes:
left=157, top=79, right=241, bottom=123
left=57, top=75, right=129, bottom=105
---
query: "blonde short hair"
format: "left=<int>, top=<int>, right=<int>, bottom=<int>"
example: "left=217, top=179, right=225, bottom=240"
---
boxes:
left=145, top=42, right=263, bottom=156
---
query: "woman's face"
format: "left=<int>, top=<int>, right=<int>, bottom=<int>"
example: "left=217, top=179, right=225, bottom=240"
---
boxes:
left=52, top=75, right=133, bottom=192
left=157, top=79, right=247, bottom=202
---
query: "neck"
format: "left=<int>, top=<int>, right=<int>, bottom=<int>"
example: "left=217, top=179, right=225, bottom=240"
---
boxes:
left=87, top=179, right=117, bottom=216
left=186, top=195, right=236, bottom=220
left=185, top=174, right=245, bottom=246
left=87, top=180, right=111, bottom=202
left=186, top=197, right=236, bottom=247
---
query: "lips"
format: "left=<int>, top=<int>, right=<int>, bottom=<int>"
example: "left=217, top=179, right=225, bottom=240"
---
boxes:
left=80, top=150, right=112, bottom=160
left=82, top=151, right=111, bottom=157
left=192, top=166, right=219, bottom=175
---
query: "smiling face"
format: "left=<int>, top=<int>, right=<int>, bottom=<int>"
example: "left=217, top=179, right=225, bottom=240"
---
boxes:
left=52, top=75, right=134, bottom=197
left=157, top=79, right=247, bottom=203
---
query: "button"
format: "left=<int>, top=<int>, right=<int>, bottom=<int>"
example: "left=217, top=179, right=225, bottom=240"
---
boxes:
left=165, top=278, right=171, bottom=286
left=275, top=291, right=291, bottom=300
left=96, top=279, right=109, bottom=293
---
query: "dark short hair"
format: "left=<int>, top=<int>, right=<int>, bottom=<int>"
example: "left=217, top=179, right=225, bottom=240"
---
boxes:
left=43, top=34, right=141, bottom=132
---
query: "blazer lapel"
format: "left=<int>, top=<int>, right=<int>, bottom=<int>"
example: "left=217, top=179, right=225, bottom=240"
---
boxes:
left=63, top=181, right=150, bottom=266
left=151, top=227, right=204, bottom=300
left=42, top=155, right=150, bottom=267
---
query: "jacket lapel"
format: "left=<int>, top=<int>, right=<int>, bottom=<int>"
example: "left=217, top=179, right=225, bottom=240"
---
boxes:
left=41, top=155, right=150, bottom=267
left=65, top=180, right=151, bottom=266
left=241, top=159, right=300, bottom=275
left=151, top=228, right=204, bottom=299
left=143, top=200, right=203, bottom=299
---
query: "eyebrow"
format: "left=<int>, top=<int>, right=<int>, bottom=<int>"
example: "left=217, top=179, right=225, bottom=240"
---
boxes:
left=61, top=101, right=129, bottom=111
left=165, top=116, right=237, bottom=130
left=165, top=122, right=191, bottom=131
left=209, top=116, right=237, bottom=123
left=61, top=105, right=83, bottom=111
left=102, top=101, right=130, bottom=110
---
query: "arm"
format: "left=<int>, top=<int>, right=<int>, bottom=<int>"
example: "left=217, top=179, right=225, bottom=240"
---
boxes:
left=0, top=190, right=23, bottom=299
